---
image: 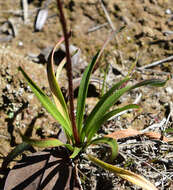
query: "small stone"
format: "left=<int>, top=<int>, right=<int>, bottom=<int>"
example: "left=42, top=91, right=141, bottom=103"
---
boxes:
left=155, top=181, right=161, bottom=187
left=165, top=9, right=172, bottom=14
left=166, top=87, right=173, bottom=95
left=18, top=41, right=23, bottom=47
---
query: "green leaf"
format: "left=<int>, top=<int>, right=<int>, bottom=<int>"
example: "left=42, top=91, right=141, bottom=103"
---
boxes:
left=165, top=128, right=173, bottom=134
left=85, top=85, right=132, bottom=141
left=76, top=51, right=99, bottom=135
left=88, top=155, right=157, bottom=190
left=83, top=77, right=130, bottom=138
left=70, top=146, right=82, bottom=159
left=84, top=78, right=167, bottom=142
left=87, top=104, right=139, bottom=141
left=47, top=39, right=70, bottom=122
left=131, top=78, right=168, bottom=89
left=89, top=137, right=118, bottom=160
left=18, top=67, right=72, bottom=137
left=21, top=134, right=73, bottom=150
left=77, top=30, right=125, bottom=139
left=2, top=142, right=31, bottom=168
left=102, top=104, right=139, bottom=121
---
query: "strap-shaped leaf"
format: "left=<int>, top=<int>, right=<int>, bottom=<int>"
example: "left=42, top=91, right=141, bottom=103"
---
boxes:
left=85, top=85, right=132, bottom=139
left=78, top=30, right=125, bottom=138
left=76, top=51, right=99, bottom=135
left=89, top=137, right=118, bottom=160
left=87, top=104, right=139, bottom=141
left=84, top=78, right=167, bottom=141
left=88, top=155, right=157, bottom=190
left=70, top=146, right=82, bottom=159
left=21, top=134, right=73, bottom=150
left=83, top=77, right=130, bottom=138
left=47, top=38, right=70, bottom=123
left=165, top=128, right=173, bottom=134
left=130, top=78, right=168, bottom=89
left=101, top=104, right=139, bottom=121
left=18, top=67, right=72, bottom=137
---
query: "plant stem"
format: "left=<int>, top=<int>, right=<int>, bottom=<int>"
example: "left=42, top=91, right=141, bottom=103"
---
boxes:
left=57, top=0, right=80, bottom=145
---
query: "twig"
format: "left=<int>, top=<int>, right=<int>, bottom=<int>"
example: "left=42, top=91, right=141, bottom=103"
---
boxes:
left=136, top=68, right=170, bottom=75
left=99, top=0, right=115, bottom=31
left=141, top=118, right=166, bottom=133
left=163, top=30, right=173, bottom=35
left=138, top=55, right=173, bottom=70
left=22, top=0, right=28, bottom=23
left=0, top=8, right=39, bottom=16
left=169, top=102, right=173, bottom=121
left=87, top=23, right=108, bottom=33
left=74, top=164, right=83, bottom=190
left=160, top=102, right=173, bottom=140
left=57, top=0, right=80, bottom=145
left=125, top=151, right=173, bottom=181
left=164, top=110, right=171, bottom=129
left=141, top=103, right=172, bottom=135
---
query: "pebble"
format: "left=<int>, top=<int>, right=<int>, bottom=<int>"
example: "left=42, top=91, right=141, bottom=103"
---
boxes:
left=18, top=41, right=23, bottom=47
left=165, top=9, right=172, bottom=15
left=165, top=86, right=173, bottom=95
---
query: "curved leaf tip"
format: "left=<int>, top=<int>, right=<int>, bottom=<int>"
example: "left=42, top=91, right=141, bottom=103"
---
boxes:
left=88, top=155, right=157, bottom=190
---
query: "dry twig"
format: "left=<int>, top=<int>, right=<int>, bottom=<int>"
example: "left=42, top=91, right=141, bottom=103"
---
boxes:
left=99, top=0, right=115, bottom=31
left=141, top=118, right=167, bottom=133
left=22, top=0, right=28, bottom=23
left=138, top=55, right=173, bottom=70
left=87, top=23, right=108, bottom=33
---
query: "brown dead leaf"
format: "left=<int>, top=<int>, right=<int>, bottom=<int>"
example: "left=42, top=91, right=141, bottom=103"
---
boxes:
left=106, top=128, right=173, bottom=143
left=106, top=128, right=142, bottom=140
left=143, top=132, right=173, bottom=143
